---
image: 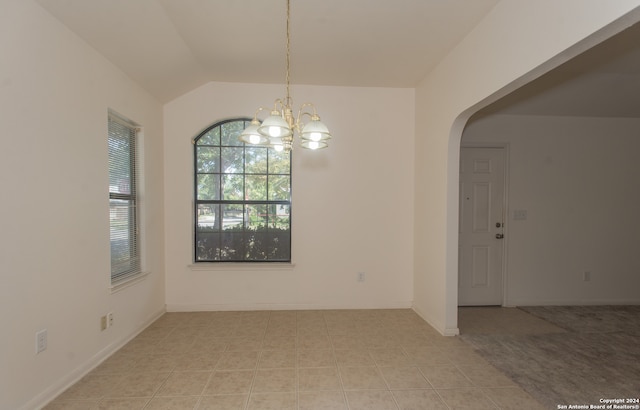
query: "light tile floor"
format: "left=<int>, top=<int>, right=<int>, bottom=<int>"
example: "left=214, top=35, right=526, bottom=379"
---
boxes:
left=44, top=309, right=544, bottom=410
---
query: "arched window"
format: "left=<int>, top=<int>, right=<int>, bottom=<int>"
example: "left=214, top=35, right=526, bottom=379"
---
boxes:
left=194, top=119, right=291, bottom=262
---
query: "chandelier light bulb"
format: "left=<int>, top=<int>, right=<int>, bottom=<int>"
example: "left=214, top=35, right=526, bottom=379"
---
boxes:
left=238, top=119, right=268, bottom=145
left=258, top=111, right=292, bottom=139
left=269, top=126, right=282, bottom=137
left=300, top=116, right=331, bottom=148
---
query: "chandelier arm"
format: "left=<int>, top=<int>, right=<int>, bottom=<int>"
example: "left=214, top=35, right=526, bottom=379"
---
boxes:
left=295, top=102, right=319, bottom=126
left=252, top=107, right=267, bottom=121
left=271, top=99, right=287, bottom=113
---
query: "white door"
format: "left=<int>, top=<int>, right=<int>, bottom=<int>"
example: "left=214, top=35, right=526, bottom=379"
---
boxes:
left=458, top=147, right=506, bottom=306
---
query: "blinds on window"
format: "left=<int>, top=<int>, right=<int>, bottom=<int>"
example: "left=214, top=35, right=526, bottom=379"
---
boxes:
left=108, top=112, right=140, bottom=282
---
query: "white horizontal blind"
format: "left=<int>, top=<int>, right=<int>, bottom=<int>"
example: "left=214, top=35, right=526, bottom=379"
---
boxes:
left=108, top=112, right=140, bottom=283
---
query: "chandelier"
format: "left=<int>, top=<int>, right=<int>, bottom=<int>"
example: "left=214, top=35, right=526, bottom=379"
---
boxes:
left=239, top=0, right=332, bottom=152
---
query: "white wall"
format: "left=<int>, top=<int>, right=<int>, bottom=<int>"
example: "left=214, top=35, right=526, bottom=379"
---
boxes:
left=0, top=2, right=165, bottom=409
left=164, top=82, right=414, bottom=311
left=413, top=0, right=640, bottom=335
left=463, top=114, right=640, bottom=305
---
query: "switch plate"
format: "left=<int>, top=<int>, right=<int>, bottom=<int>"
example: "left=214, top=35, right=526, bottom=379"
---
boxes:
left=513, top=209, right=528, bottom=220
left=36, top=329, right=47, bottom=354
left=357, top=272, right=366, bottom=282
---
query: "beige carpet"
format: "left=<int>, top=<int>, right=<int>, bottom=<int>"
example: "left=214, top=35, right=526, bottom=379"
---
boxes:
left=459, top=306, right=640, bottom=408
left=459, top=307, right=566, bottom=335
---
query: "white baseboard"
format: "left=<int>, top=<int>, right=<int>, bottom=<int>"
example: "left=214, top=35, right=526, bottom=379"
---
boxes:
left=27, top=307, right=165, bottom=410
left=411, top=305, right=459, bottom=337
left=508, top=298, right=640, bottom=307
left=165, top=301, right=413, bottom=312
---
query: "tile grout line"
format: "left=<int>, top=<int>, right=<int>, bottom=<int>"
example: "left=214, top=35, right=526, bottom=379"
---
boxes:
left=327, top=316, right=351, bottom=410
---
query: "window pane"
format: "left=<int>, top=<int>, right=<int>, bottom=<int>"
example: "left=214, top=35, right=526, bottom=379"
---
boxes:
left=110, top=198, right=132, bottom=245
left=268, top=150, right=291, bottom=174
left=247, top=204, right=267, bottom=228
left=222, top=204, right=244, bottom=231
left=109, top=198, right=136, bottom=274
left=245, top=147, right=268, bottom=174
left=245, top=175, right=267, bottom=200
left=198, top=127, right=220, bottom=146
left=108, top=130, right=132, bottom=194
left=222, top=147, right=244, bottom=173
left=221, top=121, right=244, bottom=146
left=219, top=232, right=244, bottom=260
left=197, top=147, right=220, bottom=173
left=222, top=174, right=243, bottom=200
left=197, top=174, right=220, bottom=200
left=109, top=168, right=132, bottom=195
left=270, top=204, right=290, bottom=230
left=195, top=231, right=220, bottom=261
left=269, top=175, right=290, bottom=201
left=197, top=204, right=220, bottom=232
left=246, top=232, right=268, bottom=261
left=271, top=205, right=290, bottom=261
left=268, top=229, right=291, bottom=260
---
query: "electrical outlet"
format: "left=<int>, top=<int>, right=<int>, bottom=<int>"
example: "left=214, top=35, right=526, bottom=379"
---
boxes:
left=100, top=315, right=108, bottom=331
left=107, top=312, right=114, bottom=328
left=35, top=329, right=47, bottom=354
left=357, top=272, right=366, bottom=282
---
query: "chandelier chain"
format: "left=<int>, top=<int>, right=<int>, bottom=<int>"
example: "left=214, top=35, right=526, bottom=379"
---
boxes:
left=239, top=0, right=331, bottom=150
left=285, top=0, right=291, bottom=103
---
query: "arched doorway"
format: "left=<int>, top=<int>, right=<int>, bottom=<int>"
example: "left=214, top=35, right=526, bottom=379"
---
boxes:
left=449, top=15, right=640, bottom=332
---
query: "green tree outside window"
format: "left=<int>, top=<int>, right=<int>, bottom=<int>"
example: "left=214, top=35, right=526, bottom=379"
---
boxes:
left=194, top=119, right=291, bottom=262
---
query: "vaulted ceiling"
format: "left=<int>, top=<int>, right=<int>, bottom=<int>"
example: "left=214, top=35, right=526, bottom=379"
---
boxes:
left=35, top=0, right=499, bottom=102
left=35, top=1, right=640, bottom=118
left=478, top=20, right=640, bottom=119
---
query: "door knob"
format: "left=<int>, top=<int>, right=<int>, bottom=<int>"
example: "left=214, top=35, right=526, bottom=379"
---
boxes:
left=496, top=233, right=504, bottom=239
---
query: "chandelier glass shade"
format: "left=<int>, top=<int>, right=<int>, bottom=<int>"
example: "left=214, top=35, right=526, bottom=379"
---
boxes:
left=238, top=0, right=331, bottom=152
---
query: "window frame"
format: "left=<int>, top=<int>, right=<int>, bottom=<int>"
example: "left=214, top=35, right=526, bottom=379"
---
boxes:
left=108, top=111, right=141, bottom=284
left=193, top=118, right=292, bottom=263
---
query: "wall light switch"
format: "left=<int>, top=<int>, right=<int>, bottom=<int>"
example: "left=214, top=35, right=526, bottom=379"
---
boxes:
left=36, top=329, right=47, bottom=354
left=513, top=209, right=528, bottom=220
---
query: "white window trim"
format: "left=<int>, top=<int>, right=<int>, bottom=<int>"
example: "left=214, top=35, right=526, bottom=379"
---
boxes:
left=188, top=262, right=296, bottom=271
left=110, top=271, right=151, bottom=294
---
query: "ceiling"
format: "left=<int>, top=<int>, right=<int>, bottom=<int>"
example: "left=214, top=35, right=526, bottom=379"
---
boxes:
left=35, top=0, right=499, bottom=102
left=476, top=20, right=640, bottom=119
left=35, top=0, right=640, bottom=118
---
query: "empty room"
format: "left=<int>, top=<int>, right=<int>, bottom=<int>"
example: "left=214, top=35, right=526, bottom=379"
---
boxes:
left=1, top=1, right=639, bottom=409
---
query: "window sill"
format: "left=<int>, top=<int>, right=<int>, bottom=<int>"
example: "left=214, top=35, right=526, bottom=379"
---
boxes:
left=110, top=271, right=150, bottom=294
left=188, top=262, right=296, bottom=272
